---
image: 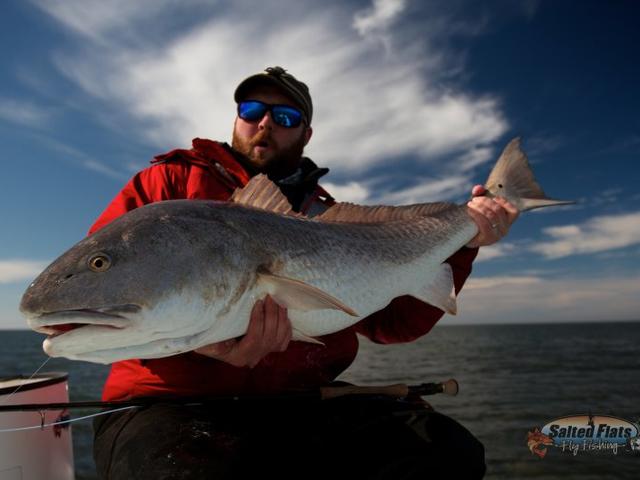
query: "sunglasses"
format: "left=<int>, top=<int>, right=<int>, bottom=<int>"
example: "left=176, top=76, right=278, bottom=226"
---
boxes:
left=237, top=100, right=305, bottom=128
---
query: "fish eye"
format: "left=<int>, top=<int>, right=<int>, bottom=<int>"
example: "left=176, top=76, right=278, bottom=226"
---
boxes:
left=88, top=253, right=112, bottom=272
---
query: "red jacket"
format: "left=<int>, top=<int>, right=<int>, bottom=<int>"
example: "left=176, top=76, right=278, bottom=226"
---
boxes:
left=90, top=138, right=478, bottom=401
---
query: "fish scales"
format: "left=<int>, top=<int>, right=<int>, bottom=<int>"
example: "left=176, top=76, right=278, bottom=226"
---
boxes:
left=203, top=201, right=476, bottom=336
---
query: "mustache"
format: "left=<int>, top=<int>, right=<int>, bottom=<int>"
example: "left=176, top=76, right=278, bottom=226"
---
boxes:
left=250, top=130, right=274, bottom=147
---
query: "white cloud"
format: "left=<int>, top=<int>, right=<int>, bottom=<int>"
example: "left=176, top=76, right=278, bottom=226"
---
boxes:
left=464, top=275, right=542, bottom=289
left=81, top=158, right=129, bottom=179
left=36, top=136, right=129, bottom=180
left=376, top=174, right=470, bottom=204
left=353, top=0, right=407, bottom=36
left=31, top=0, right=206, bottom=43
left=532, top=211, right=640, bottom=258
left=474, top=242, right=517, bottom=262
left=587, top=187, right=624, bottom=208
left=0, top=97, right=49, bottom=128
left=0, top=260, right=48, bottom=284
left=451, top=274, right=640, bottom=324
left=34, top=0, right=508, bottom=177
left=458, top=145, right=495, bottom=172
left=322, top=181, right=370, bottom=203
left=323, top=169, right=480, bottom=207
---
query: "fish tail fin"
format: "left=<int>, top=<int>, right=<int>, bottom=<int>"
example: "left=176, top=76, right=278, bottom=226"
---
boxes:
left=485, top=137, right=575, bottom=212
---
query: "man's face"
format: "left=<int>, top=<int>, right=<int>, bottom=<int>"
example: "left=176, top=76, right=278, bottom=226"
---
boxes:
left=232, top=86, right=312, bottom=178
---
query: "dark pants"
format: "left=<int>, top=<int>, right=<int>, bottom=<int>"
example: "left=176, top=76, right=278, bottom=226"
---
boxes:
left=93, top=397, right=485, bottom=479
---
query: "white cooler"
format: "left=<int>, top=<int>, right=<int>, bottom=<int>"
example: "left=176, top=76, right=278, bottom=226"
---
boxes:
left=0, top=372, right=74, bottom=480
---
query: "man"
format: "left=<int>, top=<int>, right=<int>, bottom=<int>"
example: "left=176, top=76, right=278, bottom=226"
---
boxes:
left=92, top=66, right=517, bottom=479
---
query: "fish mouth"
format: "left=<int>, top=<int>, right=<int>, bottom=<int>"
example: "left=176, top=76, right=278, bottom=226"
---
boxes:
left=29, top=304, right=140, bottom=337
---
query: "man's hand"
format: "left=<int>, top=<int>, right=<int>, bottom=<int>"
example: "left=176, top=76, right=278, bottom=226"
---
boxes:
left=194, top=295, right=292, bottom=368
left=465, top=185, right=519, bottom=248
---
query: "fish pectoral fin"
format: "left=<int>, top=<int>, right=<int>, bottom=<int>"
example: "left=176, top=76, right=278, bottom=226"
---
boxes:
left=412, top=263, right=457, bottom=315
left=292, top=329, right=325, bottom=345
left=257, top=272, right=359, bottom=316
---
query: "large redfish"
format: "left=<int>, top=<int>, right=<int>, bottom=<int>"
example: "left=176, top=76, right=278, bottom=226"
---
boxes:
left=20, top=138, right=571, bottom=364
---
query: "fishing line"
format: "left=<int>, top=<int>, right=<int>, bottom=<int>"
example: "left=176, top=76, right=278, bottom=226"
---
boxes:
left=0, top=357, right=51, bottom=406
left=0, top=405, right=138, bottom=433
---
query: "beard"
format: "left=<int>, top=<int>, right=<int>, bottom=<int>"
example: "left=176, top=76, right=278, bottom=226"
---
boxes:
left=232, top=127, right=306, bottom=179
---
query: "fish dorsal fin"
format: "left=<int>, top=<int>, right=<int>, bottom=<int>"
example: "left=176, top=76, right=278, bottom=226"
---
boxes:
left=230, top=174, right=299, bottom=216
left=315, top=202, right=458, bottom=224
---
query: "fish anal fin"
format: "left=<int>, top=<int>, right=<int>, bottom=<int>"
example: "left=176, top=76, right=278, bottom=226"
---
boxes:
left=292, top=329, right=325, bottom=345
left=412, top=263, right=457, bottom=315
left=257, top=272, right=358, bottom=316
left=230, top=174, right=300, bottom=216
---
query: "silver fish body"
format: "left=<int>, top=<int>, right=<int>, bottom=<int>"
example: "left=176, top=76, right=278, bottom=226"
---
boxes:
left=20, top=138, right=572, bottom=364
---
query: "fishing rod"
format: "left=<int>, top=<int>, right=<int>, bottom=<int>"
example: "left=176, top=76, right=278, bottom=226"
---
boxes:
left=0, top=379, right=458, bottom=412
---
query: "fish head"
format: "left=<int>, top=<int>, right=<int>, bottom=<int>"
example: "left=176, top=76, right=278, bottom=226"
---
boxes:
left=20, top=201, right=256, bottom=363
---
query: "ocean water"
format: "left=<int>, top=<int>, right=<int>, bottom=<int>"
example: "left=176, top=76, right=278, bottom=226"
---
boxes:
left=1, top=322, right=639, bottom=480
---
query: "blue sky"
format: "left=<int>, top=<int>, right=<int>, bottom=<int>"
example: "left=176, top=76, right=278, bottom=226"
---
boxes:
left=1, top=0, right=639, bottom=328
